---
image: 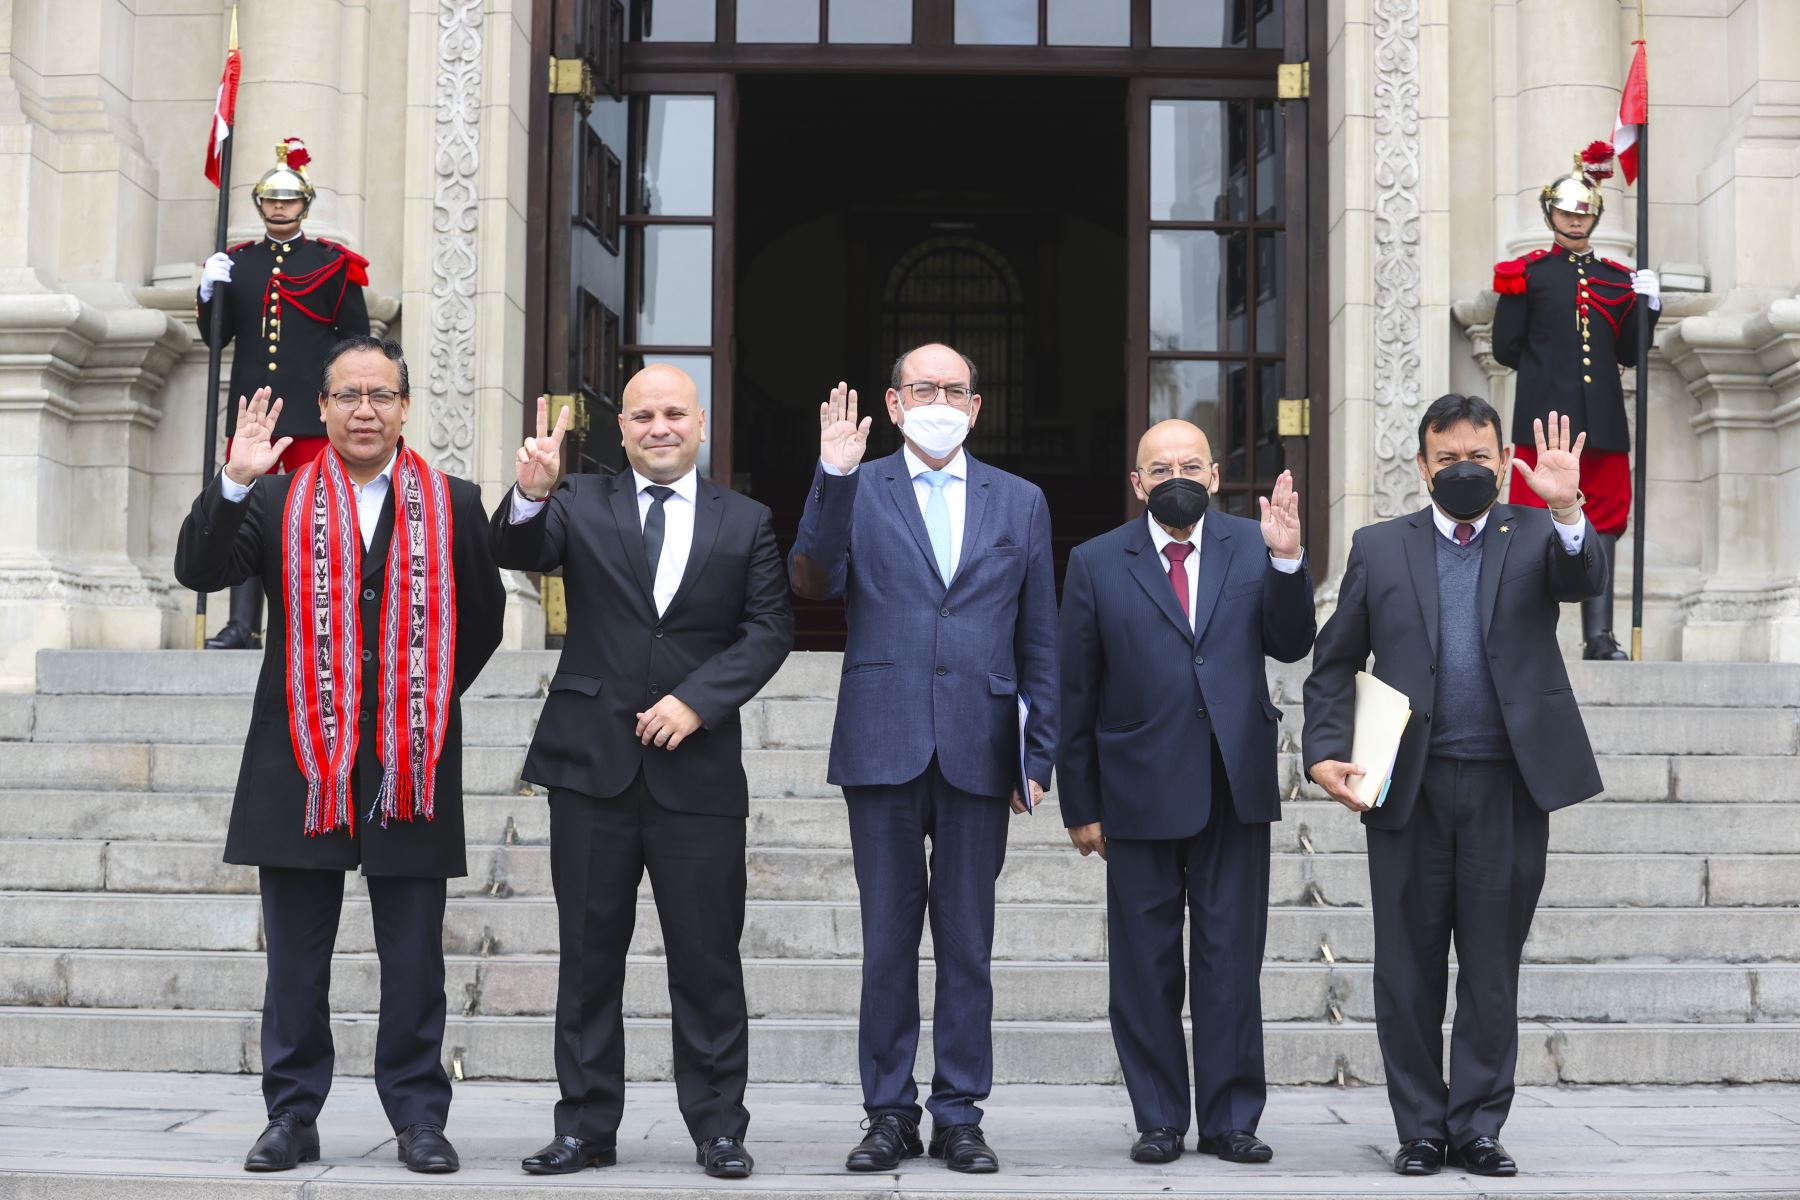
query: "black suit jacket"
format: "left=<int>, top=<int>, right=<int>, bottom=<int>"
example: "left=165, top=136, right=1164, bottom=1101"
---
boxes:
left=1058, top=513, right=1314, bottom=839
left=1302, top=504, right=1606, bottom=830
left=173, top=468, right=505, bottom=877
left=490, top=473, right=794, bottom=816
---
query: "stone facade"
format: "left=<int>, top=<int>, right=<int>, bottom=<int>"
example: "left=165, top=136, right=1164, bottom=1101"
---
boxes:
left=0, top=0, right=1793, bottom=686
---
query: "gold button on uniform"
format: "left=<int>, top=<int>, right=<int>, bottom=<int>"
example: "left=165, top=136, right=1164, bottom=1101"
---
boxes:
left=271, top=267, right=281, bottom=276
left=275, top=256, right=285, bottom=265
left=1583, top=357, right=1592, bottom=365
left=1583, top=375, right=1593, bottom=383
left=268, top=362, right=277, bottom=371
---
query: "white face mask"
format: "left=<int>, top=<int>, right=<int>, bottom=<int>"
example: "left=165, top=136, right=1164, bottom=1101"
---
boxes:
left=899, top=403, right=971, bottom=459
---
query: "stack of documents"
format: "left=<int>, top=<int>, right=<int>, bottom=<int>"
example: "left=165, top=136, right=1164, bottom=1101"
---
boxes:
left=1351, top=672, right=1412, bottom=807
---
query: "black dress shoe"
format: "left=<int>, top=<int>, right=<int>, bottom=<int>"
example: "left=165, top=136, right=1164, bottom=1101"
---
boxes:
left=1198, top=1129, right=1272, bottom=1163
left=1393, top=1138, right=1446, bottom=1176
left=1584, top=631, right=1629, bottom=661
left=1449, top=1136, right=1517, bottom=1176
left=929, top=1123, right=999, bottom=1174
left=396, top=1124, right=459, bottom=1174
left=1129, top=1127, right=1183, bottom=1163
left=697, top=1135, right=754, bottom=1178
left=244, top=1112, right=319, bottom=1171
left=205, top=620, right=261, bottom=650
left=521, top=1134, right=618, bottom=1174
left=846, top=1113, right=923, bottom=1171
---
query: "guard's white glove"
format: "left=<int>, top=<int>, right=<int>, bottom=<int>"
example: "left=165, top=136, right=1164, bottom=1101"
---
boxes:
left=199, top=251, right=233, bottom=302
left=1631, top=268, right=1661, bottom=311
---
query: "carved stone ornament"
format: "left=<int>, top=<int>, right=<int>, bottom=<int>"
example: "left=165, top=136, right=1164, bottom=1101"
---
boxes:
left=1370, top=0, right=1424, bottom=519
left=427, top=0, right=483, bottom=477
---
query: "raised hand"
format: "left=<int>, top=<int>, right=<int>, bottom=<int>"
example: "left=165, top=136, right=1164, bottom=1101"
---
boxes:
left=820, top=381, right=871, bottom=474
left=1513, top=411, right=1585, bottom=516
left=1258, top=469, right=1303, bottom=560
left=223, top=388, right=291, bottom=487
left=517, top=395, right=570, bottom=500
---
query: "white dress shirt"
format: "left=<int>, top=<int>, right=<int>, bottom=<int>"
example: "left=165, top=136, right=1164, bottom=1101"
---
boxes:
left=1145, top=513, right=1303, bottom=632
left=1430, top=504, right=1586, bottom=554
left=821, top=446, right=968, bottom=579
left=511, top=467, right=698, bottom=616
left=220, top=451, right=396, bottom=551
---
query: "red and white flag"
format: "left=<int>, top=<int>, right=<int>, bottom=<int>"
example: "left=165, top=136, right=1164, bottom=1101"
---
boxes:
left=204, top=24, right=241, bottom=188
left=1612, top=39, right=1648, bottom=185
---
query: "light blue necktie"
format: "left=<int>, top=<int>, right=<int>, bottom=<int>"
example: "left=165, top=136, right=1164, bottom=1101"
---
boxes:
left=920, top=470, right=954, bottom=584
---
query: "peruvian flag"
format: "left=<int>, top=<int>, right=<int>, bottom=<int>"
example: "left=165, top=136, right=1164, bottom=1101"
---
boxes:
left=204, top=38, right=241, bottom=187
left=1612, top=40, right=1648, bottom=185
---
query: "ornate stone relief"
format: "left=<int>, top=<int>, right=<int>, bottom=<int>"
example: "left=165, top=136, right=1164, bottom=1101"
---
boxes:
left=427, top=0, right=483, bottom=478
left=1370, top=0, right=1424, bottom=518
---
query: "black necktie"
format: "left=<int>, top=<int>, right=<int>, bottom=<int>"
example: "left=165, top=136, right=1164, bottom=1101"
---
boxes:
left=642, top=485, right=675, bottom=581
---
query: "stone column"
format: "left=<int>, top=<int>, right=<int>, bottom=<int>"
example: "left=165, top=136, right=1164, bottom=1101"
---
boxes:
left=400, top=0, right=542, bottom=649
left=1323, top=0, right=1450, bottom=585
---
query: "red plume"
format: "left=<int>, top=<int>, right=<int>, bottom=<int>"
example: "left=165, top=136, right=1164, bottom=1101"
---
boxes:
left=284, top=137, right=312, bottom=171
left=1580, top=140, right=1615, bottom=183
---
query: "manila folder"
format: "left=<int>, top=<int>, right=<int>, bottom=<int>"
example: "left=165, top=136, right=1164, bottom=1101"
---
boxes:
left=1351, top=671, right=1412, bottom=807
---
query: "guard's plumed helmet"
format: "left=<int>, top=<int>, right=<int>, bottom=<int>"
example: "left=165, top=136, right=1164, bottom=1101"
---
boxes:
left=252, top=138, right=316, bottom=214
left=1539, top=141, right=1615, bottom=226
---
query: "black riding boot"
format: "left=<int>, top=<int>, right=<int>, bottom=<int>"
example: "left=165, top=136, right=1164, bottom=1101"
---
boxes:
left=205, top=579, right=264, bottom=650
left=1581, top=533, right=1629, bottom=660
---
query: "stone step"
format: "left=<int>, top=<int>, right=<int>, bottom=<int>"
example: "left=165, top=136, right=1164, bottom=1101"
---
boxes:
left=3, top=1006, right=1798, bottom=1086
left=3, top=950, right=1794, bottom=1025
left=4, top=839, right=1786, bottom=908
left=7, top=791, right=1800, bottom=858
left=6, top=892, right=1799, bottom=963
left=12, top=692, right=1798, bottom=756
left=33, top=650, right=1800, bottom=709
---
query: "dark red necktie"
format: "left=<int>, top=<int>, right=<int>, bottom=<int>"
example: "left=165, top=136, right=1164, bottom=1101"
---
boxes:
left=1163, top=542, right=1193, bottom=619
left=1455, top=522, right=1475, bottom=546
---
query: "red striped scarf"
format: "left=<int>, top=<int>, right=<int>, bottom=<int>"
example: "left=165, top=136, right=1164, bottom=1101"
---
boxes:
left=281, top=442, right=457, bottom=836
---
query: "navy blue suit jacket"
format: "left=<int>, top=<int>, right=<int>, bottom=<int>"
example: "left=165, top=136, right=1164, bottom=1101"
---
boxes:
left=1057, top=513, right=1315, bottom=839
left=789, top=450, right=1059, bottom=799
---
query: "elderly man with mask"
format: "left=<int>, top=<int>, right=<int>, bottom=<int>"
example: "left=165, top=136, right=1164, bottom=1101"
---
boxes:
left=174, top=335, right=506, bottom=1175
left=493, top=365, right=793, bottom=1180
left=789, top=344, right=1059, bottom=1176
left=1057, top=420, right=1313, bottom=1167
left=1303, top=394, right=1605, bottom=1179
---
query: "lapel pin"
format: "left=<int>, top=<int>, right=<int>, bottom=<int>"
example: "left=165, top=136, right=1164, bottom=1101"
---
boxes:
left=1499, top=524, right=1510, bottom=533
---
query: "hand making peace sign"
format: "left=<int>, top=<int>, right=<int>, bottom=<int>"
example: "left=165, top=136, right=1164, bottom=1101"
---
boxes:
left=516, top=395, right=571, bottom=500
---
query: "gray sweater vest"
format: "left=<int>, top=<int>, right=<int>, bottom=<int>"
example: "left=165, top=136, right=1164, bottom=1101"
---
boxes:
left=1429, top=532, right=1512, bottom=760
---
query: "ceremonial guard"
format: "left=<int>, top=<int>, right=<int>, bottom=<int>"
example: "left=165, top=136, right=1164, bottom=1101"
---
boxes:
left=1491, top=145, right=1660, bottom=659
left=196, top=137, right=372, bottom=649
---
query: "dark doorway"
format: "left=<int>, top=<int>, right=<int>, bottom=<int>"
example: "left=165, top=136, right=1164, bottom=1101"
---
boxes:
left=732, top=74, right=1128, bottom=647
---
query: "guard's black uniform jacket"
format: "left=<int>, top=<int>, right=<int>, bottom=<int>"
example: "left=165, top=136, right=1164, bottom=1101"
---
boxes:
left=197, top=234, right=370, bottom=441
left=173, top=468, right=505, bottom=877
left=1492, top=246, right=1657, bottom=453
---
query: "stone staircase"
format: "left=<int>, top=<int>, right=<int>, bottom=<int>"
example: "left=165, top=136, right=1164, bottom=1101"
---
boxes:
left=0, top=651, right=1797, bottom=1088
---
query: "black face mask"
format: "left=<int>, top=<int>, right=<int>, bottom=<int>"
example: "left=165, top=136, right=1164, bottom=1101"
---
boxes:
left=1429, top=460, right=1499, bottom=522
left=1145, top=476, right=1209, bottom=529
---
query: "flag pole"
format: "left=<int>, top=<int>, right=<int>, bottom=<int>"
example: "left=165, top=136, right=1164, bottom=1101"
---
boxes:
left=1629, top=16, right=1649, bottom=662
left=196, top=6, right=238, bottom=648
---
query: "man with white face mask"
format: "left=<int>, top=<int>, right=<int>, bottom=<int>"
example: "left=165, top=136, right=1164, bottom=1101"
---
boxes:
left=790, top=343, right=1059, bottom=1176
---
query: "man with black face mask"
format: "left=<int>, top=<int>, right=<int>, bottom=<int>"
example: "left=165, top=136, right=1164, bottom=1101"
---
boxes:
left=1057, top=420, right=1313, bottom=1167
left=1302, top=393, right=1605, bottom=1180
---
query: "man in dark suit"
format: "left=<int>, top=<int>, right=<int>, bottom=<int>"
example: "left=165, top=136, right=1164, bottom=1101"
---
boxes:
left=174, top=336, right=506, bottom=1175
left=195, top=137, right=371, bottom=649
left=1058, top=419, right=1314, bottom=1166
left=492, top=366, right=794, bottom=1179
left=789, top=344, right=1059, bottom=1175
left=1302, top=394, right=1606, bottom=1179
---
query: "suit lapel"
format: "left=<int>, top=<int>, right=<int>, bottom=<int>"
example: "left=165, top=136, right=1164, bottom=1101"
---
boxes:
left=607, top=473, right=657, bottom=611
left=1126, top=522, right=1195, bottom=642
left=1478, top=503, right=1515, bottom=639
left=1189, top=516, right=1235, bottom=643
left=954, top=455, right=992, bottom=588
left=360, top=488, right=397, bottom=584
left=664, top=479, right=725, bottom=616
left=1403, top=509, right=1440, bottom=658
left=882, top=455, right=941, bottom=582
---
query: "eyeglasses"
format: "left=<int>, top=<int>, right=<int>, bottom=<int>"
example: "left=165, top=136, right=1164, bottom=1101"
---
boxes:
left=327, top=389, right=402, bottom=411
left=1136, top=461, right=1211, bottom=483
left=898, top=381, right=974, bottom=409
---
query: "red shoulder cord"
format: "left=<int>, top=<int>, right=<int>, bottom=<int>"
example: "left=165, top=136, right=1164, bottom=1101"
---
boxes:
left=262, top=257, right=350, bottom=324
